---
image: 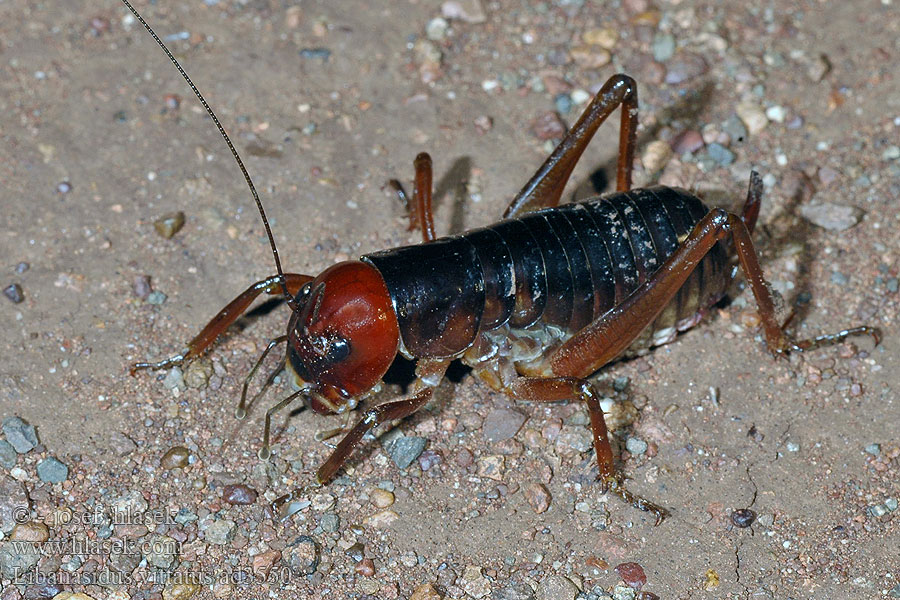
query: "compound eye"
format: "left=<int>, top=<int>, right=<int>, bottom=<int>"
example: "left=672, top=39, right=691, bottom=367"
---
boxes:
left=310, top=333, right=351, bottom=364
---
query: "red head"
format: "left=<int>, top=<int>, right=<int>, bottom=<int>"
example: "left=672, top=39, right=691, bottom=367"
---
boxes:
left=286, top=261, right=400, bottom=414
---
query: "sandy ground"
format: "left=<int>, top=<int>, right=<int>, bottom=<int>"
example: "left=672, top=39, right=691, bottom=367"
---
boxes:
left=1, top=0, right=898, bottom=598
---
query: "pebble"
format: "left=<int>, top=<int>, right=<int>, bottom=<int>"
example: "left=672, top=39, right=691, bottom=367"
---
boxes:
left=555, top=426, right=593, bottom=455
left=222, top=484, right=258, bottom=505
left=10, top=521, right=50, bottom=542
left=765, top=105, right=787, bottom=123
left=663, top=52, right=708, bottom=84
left=108, top=431, right=137, bottom=456
left=203, top=518, right=236, bottom=545
left=625, top=437, right=648, bottom=455
left=163, top=367, right=184, bottom=391
left=0, top=540, right=40, bottom=578
left=583, top=27, right=618, bottom=49
left=524, top=482, right=552, bottom=513
left=482, top=408, right=526, bottom=442
left=670, top=130, right=704, bottom=155
left=536, top=574, right=579, bottom=600
left=283, top=536, right=319, bottom=575
left=807, top=54, right=831, bottom=82
left=611, top=585, right=636, bottom=600
left=554, top=93, right=573, bottom=115
left=154, top=211, right=185, bottom=239
left=531, top=111, right=567, bottom=141
left=615, top=562, right=646, bottom=589
left=426, top=17, right=449, bottom=41
left=441, top=0, right=487, bottom=23
left=409, top=583, right=443, bottom=600
left=706, top=143, right=734, bottom=166
left=355, top=557, right=376, bottom=577
left=651, top=32, right=675, bottom=62
left=2, top=417, right=38, bottom=453
left=460, top=565, right=491, bottom=599
left=57, top=181, right=72, bottom=194
left=145, top=534, right=178, bottom=569
left=319, top=512, right=339, bottom=532
left=864, top=443, right=881, bottom=456
left=162, top=582, right=201, bottom=600
left=147, top=290, right=168, bottom=305
left=736, top=101, right=768, bottom=135
left=731, top=508, right=756, bottom=528
left=830, top=271, right=849, bottom=286
left=641, top=140, right=672, bottom=174
left=311, top=493, right=335, bottom=512
left=184, top=358, right=213, bottom=389
left=160, top=446, right=190, bottom=469
left=114, top=489, right=148, bottom=514
left=882, top=145, right=900, bottom=161
left=370, top=488, right=395, bottom=508
left=365, top=509, right=400, bottom=528
left=299, top=48, right=331, bottom=61
left=36, top=457, right=68, bottom=483
left=799, top=202, right=862, bottom=231
left=570, top=46, right=612, bottom=69
left=386, top=435, right=427, bottom=469
left=476, top=455, right=505, bottom=480
left=722, top=115, right=748, bottom=143
left=252, top=549, right=282, bottom=577
left=0, top=441, right=15, bottom=468
left=3, top=284, right=24, bottom=304
left=494, top=583, right=535, bottom=600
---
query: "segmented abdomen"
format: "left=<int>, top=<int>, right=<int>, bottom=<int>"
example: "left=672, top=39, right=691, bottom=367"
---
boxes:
left=364, top=186, right=731, bottom=359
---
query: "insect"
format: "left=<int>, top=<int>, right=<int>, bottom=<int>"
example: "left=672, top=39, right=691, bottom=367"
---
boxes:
left=121, top=0, right=878, bottom=524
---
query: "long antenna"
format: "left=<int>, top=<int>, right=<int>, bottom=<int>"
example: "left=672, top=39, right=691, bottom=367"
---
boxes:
left=118, top=0, right=298, bottom=310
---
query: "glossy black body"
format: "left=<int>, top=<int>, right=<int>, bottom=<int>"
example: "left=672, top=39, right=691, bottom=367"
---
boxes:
left=363, top=186, right=731, bottom=359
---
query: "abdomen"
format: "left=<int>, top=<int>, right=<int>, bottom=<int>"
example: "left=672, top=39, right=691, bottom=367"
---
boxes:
left=364, top=186, right=732, bottom=361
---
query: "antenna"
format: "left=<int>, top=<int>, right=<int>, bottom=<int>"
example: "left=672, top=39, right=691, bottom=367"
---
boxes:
left=118, top=0, right=298, bottom=310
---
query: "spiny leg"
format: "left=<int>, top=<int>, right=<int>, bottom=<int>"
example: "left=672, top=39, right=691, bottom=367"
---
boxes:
left=316, top=359, right=449, bottom=483
left=388, top=152, right=436, bottom=243
left=551, top=181, right=879, bottom=378
left=131, top=273, right=313, bottom=374
left=236, top=335, right=288, bottom=419
left=504, top=73, right=638, bottom=218
left=500, top=375, right=669, bottom=525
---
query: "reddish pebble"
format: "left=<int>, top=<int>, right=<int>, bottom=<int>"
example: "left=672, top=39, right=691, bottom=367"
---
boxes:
left=523, top=482, right=552, bottom=514
left=223, top=484, right=258, bottom=505
left=355, top=557, right=376, bottom=577
left=670, top=130, right=705, bottom=155
left=530, top=111, right=567, bottom=141
left=615, top=561, right=647, bottom=589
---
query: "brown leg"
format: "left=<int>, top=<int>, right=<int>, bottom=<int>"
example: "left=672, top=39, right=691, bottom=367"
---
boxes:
left=504, top=74, right=638, bottom=218
left=502, top=375, right=669, bottom=524
left=130, top=273, right=313, bottom=374
left=316, top=359, right=449, bottom=483
left=551, top=200, right=879, bottom=378
left=388, top=152, right=436, bottom=243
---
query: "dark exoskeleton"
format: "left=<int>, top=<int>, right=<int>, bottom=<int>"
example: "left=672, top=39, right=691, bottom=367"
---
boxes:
left=123, top=0, right=879, bottom=524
